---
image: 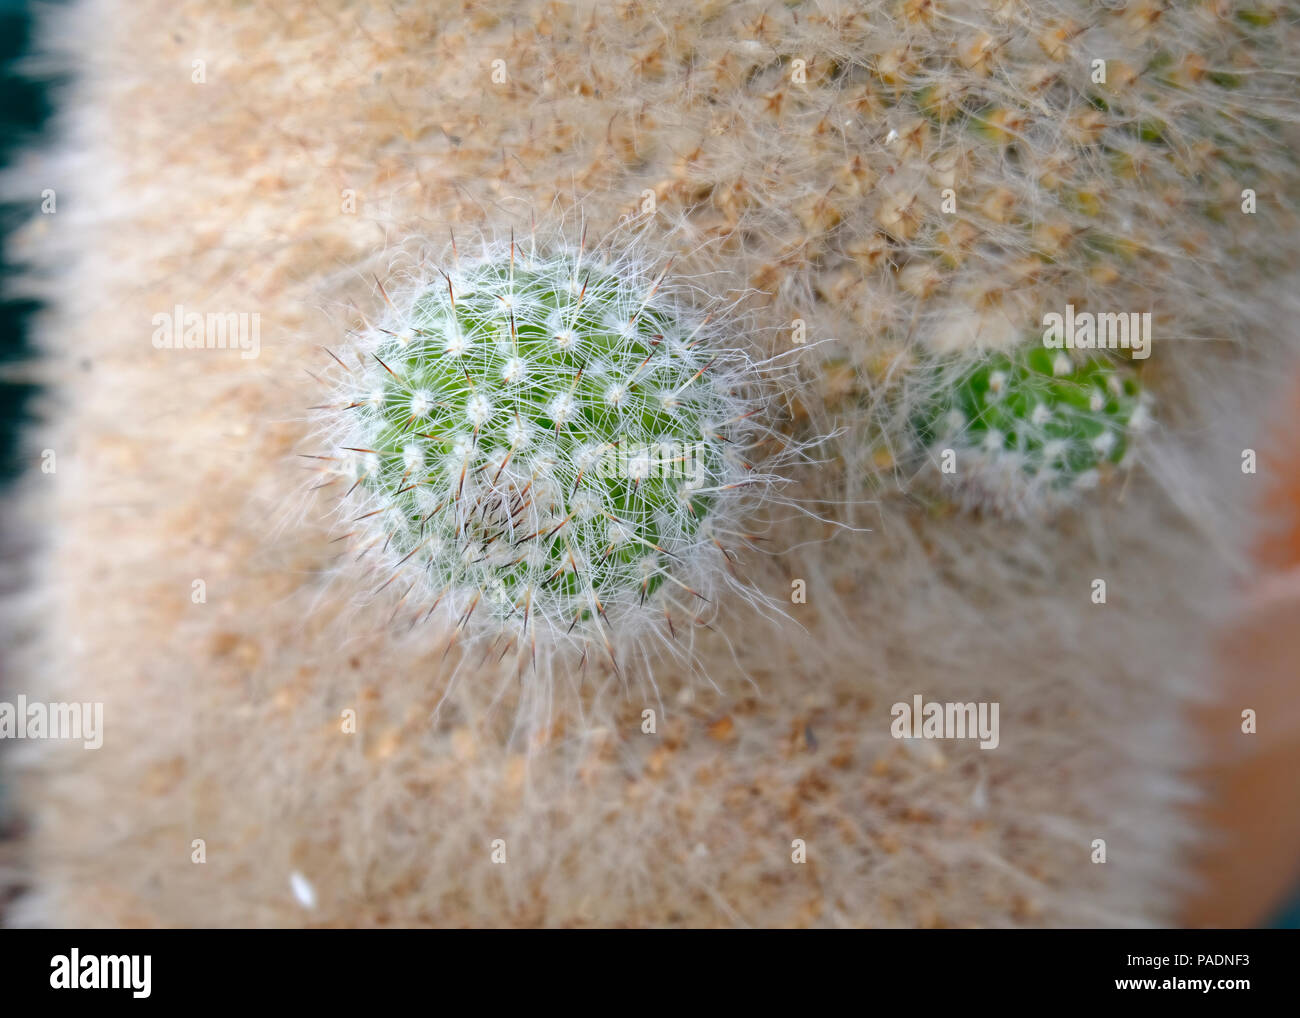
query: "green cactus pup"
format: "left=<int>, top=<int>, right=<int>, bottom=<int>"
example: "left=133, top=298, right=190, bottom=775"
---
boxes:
left=911, top=344, right=1148, bottom=518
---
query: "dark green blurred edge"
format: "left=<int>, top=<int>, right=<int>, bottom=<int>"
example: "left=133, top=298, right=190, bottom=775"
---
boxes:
left=0, top=0, right=1296, bottom=929
left=0, top=1, right=51, bottom=483
left=1, top=0, right=66, bottom=922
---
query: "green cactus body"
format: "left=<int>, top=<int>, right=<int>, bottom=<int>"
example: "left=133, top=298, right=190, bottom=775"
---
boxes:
left=317, top=241, right=767, bottom=658
left=912, top=345, right=1146, bottom=516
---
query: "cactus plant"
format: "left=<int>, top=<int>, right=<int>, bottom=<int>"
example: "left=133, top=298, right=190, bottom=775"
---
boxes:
left=312, top=234, right=783, bottom=668
left=910, top=345, right=1147, bottom=517
left=14, top=0, right=1300, bottom=934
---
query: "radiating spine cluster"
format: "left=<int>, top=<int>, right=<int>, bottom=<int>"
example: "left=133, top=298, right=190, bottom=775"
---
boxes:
left=311, top=232, right=783, bottom=671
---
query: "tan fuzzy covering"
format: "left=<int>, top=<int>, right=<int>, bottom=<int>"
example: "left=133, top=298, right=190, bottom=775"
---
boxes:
left=2, top=0, right=1298, bottom=926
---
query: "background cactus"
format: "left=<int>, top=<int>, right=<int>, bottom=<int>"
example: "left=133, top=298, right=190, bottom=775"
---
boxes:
left=908, top=346, right=1147, bottom=517
left=782, top=1, right=1298, bottom=502
left=316, top=237, right=778, bottom=666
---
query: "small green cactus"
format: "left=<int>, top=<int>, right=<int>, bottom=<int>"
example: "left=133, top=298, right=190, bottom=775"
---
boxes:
left=911, top=345, right=1147, bottom=517
left=313, top=235, right=779, bottom=668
